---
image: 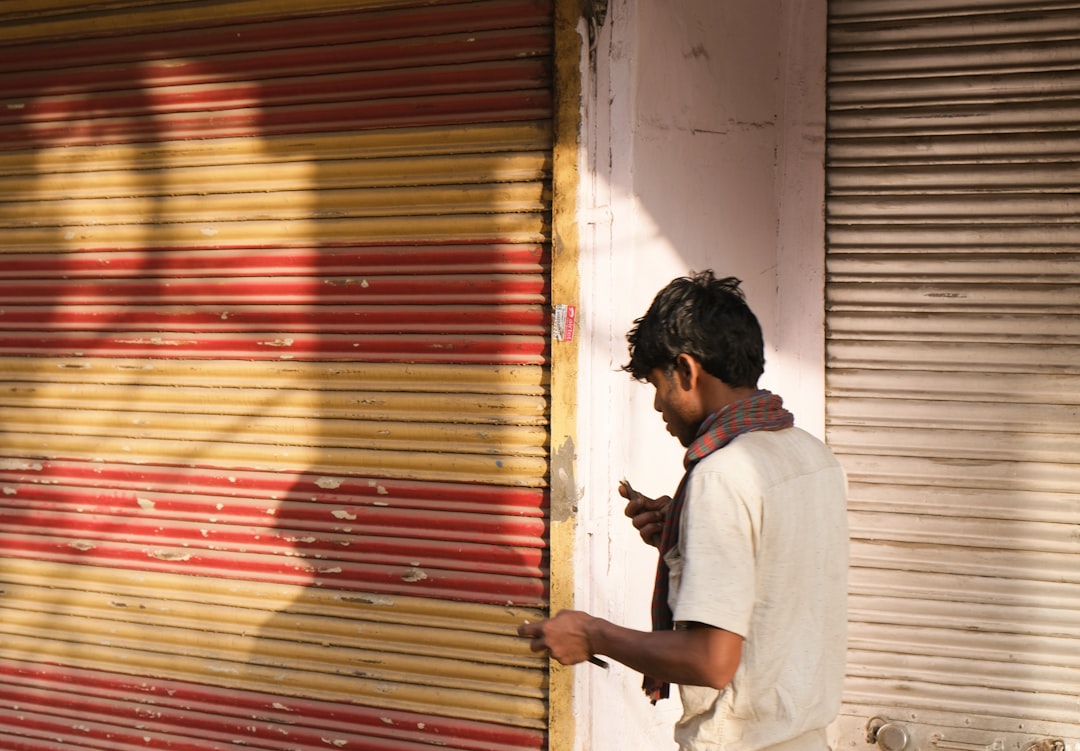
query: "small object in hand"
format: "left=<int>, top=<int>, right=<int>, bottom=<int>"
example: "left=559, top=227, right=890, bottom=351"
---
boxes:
left=588, top=655, right=609, bottom=669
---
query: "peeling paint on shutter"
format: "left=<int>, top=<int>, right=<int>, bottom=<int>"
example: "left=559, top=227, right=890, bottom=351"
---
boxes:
left=827, top=3, right=1080, bottom=751
left=0, top=1, right=554, bottom=749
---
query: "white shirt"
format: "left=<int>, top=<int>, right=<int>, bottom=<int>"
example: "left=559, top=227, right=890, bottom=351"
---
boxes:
left=664, top=428, right=849, bottom=751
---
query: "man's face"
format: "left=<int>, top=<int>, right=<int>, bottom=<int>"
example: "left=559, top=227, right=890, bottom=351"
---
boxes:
left=646, top=365, right=703, bottom=448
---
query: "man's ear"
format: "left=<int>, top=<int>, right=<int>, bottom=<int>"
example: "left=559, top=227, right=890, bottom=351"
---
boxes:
left=673, top=353, right=700, bottom=390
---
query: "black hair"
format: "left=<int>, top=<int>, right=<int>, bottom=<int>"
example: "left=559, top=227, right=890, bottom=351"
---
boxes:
left=623, top=270, right=764, bottom=387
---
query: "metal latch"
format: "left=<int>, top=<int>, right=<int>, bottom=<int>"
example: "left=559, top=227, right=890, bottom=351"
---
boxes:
left=866, top=717, right=911, bottom=751
left=931, top=736, right=1004, bottom=751
left=1023, top=740, right=1065, bottom=751
left=865, top=717, right=1063, bottom=751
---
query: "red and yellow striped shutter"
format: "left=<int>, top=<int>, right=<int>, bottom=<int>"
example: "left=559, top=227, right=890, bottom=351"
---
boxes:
left=0, top=1, right=554, bottom=749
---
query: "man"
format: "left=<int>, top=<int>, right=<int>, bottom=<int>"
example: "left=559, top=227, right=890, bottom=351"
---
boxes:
left=518, top=270, right=848, bottom=751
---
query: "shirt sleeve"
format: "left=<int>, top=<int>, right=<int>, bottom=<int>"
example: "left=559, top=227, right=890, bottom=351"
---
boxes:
left=669, top=459, right=758, bottom=638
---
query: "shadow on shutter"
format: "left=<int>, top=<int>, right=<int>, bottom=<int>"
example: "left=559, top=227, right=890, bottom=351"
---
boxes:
left=0, top=1, right=555, bottom=748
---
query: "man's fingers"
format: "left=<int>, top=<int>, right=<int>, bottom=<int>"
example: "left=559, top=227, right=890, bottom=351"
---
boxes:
left=645, top=494, right=671, bottom=511
left=518, top=619, right=541, bottom=638
left=640, top=520, right=661, bottom=535
left=519, top=619, right=553, bottom=656
left=641, top=524, right=662, bottom=546
left=632, top=509, right=662, bottom=530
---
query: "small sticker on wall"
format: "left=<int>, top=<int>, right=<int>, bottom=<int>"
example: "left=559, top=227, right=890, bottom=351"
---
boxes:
left=553, top=304, right=577, bottom=342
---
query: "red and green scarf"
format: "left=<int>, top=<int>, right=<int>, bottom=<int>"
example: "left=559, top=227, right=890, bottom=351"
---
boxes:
left=644, top=388, right=794, bottom=702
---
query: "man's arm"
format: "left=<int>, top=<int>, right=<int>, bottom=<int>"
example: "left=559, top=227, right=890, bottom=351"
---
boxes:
left=518, top=610, right=742, bottom=691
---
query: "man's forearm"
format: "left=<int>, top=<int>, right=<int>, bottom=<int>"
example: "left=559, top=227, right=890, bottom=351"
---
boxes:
left=587, top=617, right=742, bottom=691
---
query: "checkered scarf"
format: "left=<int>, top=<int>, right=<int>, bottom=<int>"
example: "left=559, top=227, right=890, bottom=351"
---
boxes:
left=643, top=389, right=793, bottom=702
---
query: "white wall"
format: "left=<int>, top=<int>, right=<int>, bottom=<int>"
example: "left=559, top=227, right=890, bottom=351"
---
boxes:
left=574, top=0, right=827, bottom=748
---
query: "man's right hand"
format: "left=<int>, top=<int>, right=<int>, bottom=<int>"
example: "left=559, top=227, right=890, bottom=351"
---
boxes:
left=619, top=480, right=671, bottom=548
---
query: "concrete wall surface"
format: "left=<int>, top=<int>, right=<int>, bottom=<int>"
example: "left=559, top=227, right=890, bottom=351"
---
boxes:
left=573, top=1, right=827, bottom=748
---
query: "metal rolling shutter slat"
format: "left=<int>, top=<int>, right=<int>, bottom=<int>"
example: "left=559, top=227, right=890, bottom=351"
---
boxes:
left=0, top=0, right=517, bottom=45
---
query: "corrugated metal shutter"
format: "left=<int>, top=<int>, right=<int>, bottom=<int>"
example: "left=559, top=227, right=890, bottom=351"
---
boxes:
left=0, top=1, right=554, bottom=749
left=826, top=3, right=1080, bottom=750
